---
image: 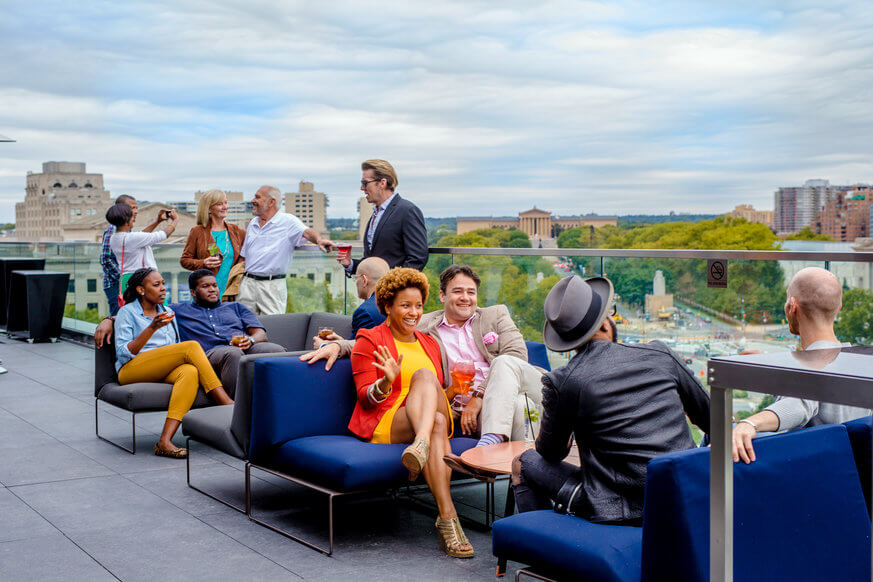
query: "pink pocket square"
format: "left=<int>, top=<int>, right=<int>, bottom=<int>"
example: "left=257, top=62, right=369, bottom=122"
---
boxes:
left=483, top=332, right=498, bottom=345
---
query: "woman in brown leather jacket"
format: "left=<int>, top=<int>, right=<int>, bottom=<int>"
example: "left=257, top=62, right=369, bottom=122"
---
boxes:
left=180, top=189, right=246, bottom=298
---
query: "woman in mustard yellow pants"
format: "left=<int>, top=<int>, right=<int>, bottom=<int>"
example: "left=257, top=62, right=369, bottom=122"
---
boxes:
left=114, top=268, right=233, bottom=458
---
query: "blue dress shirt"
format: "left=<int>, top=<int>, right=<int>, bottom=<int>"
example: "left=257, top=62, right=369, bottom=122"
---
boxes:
left=171, top=300, right=263, bottom=352
left=114, top=300, right=180, bottom=372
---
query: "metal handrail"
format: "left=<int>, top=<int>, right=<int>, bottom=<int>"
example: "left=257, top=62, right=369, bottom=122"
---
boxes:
left=9, top=240, right=873, bottom=262
left=429, top=246, right=873, bottom=262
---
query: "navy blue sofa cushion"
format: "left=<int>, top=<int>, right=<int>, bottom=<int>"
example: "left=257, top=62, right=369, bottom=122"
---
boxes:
left=844, top=415, right=872, bottom=515
left=249, top=358, right=357, bottom=459
left=641, top=424, right=871, bottom=582
left=525, top=341, right=550, bottom=371
left=272, top=435, right=477, bottom=490
left=493, top=511, right=641, bottom=582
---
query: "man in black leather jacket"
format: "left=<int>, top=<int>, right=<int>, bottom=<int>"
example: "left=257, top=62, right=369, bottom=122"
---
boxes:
left=511, top=275, right=710, bottom=524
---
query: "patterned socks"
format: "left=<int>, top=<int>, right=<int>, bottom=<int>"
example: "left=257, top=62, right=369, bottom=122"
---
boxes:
left=476, top=433, right=503, bottom=447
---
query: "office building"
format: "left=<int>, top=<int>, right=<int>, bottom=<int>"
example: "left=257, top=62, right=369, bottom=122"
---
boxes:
left=286, top=181, right=327, bottom=235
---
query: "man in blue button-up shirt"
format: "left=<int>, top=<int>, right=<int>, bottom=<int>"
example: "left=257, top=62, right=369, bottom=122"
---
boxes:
left=96, top=269, right=285, bottom=395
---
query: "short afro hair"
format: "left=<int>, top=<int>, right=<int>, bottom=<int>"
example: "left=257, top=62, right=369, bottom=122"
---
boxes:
left=375, top=267, right=430, bottom=315
left=188, top=268, right=216, bottom=289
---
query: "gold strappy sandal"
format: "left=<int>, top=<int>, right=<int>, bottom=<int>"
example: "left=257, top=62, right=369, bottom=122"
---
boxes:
left=435, top=516, right=474, bottom=558
left=401, top=437, right=429, bottom=479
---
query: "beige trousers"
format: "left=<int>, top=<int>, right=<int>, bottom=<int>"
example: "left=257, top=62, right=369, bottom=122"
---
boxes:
left=480, top=354, right=545, bottom=441
left=237, top=276, right=287, bottom=315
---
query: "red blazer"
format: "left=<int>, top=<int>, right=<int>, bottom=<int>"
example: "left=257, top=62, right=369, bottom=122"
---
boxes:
left=348, top=323, right=444, bottom=440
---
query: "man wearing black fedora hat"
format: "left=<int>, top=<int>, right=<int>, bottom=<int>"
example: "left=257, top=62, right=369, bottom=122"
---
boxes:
left=511, top=275, right=710, bottom=524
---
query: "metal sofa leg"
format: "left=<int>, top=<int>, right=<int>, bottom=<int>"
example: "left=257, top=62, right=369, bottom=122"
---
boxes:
left=94, top=399, right=137, bottom=454
left=497, top=557, right=507, bottom=577
left=185, top=437, right=246, bottom=513
left=246, top=463, right=338, bottom=555
left=516, top=567, right=559, bottom=582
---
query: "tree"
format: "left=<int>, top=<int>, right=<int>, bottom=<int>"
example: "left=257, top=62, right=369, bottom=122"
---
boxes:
left=785, top=226, right=833, bottom=241
left=835, top=288, right=873, bottom=344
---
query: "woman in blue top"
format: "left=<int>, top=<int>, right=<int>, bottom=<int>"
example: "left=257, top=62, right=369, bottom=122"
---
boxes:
left=114, top=268, right=234, bottom=458
left=180, top=189, right=246, bottom=299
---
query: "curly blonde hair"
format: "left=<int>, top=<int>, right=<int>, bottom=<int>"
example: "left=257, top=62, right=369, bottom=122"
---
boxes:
left=375, top=267, right=429, bottom=315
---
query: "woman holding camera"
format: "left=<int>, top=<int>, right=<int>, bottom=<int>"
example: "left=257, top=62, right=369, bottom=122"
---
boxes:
left=107, top=203, right=178, bottom=294
left=180, top=189, right=246, bottom=299
left=115, top=268, right=234, bottom=458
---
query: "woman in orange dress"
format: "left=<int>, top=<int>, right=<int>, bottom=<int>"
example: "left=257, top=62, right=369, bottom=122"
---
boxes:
left=349, top=268, right=473, bottom=559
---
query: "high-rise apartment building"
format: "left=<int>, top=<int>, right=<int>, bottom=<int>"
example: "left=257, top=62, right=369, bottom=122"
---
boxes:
left=15, top=162, right=112, bottom=241
left=726, top=205, right=774, bottom=229
left=286, top=181, right=327, bottom=234
left=774, top=180, right=862, bottom=235
left=817, top=187, right=873, bottom=242
left=168, top=190, right=252, bottom=228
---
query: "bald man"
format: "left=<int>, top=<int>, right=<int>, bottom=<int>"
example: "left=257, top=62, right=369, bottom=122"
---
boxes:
left=732, top=267, right=870, bottom=463
left=300, top=256, right=388, bottom=370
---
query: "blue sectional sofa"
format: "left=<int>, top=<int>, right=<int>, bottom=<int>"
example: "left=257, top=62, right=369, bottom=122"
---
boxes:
left=492, top=424, right=871, bottom=581
left=245, top=356, right=477, bottom=554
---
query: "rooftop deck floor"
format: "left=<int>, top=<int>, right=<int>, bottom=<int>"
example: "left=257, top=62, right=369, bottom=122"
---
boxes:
left=0, top=338, right=518, bottom=581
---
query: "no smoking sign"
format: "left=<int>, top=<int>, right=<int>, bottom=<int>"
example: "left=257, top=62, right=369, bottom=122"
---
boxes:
left=707, top=259, right=728, bottom=288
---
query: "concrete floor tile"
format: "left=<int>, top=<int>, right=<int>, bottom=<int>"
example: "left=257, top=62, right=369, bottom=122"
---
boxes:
left=65, top=437, right=216, bottom=476
left=0, top=440, right=115, bottom=487
left=0, top=488, right=57, bottom=542
left=11, top=474, right=192, bottom=535
left=0, top=532, right=117, bottom=582
left=71, top=521, right=300, bottom=582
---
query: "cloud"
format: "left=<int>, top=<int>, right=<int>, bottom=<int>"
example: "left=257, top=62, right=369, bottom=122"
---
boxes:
left=0, top=0, right=871, bottom=224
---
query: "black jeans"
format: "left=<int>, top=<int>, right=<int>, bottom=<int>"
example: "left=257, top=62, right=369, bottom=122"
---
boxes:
left=512, top=448, right=579, bottom=514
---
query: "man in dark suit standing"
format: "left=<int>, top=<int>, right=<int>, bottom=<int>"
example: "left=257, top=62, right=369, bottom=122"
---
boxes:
left=338, top=159, right=428, bottom=274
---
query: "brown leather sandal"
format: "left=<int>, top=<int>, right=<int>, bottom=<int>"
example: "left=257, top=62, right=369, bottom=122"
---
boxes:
left=401, top=437, right=429, bottom=479
left=154, top=444, right=188, bottom=459
left=435, top=516, right=474, bottom=558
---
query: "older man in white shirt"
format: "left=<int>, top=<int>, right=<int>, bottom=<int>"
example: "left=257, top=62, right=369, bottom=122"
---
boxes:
left=238, top=185, right=334, bottom=315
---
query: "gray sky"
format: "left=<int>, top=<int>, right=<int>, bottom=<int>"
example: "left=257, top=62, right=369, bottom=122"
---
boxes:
left=0, top=0, right=871, bottom=222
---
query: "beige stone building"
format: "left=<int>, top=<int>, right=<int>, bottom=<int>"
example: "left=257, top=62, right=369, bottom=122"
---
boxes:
left=457, top=208, right=617, bottom=239
left=286, top=181, right=327, bottom=235
left=358, top=196, right=374, bottom=241
left=726, top=204, right=774, bottom=229
left=62, top=203, right=197, bottom=243
left=15, top=162, right=113, bottom=241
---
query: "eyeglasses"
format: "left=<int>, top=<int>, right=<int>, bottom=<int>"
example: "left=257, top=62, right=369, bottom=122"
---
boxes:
left=361, top=179, right=380, bottom=187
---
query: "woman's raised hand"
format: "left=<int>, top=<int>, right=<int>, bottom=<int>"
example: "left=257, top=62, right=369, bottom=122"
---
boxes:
left=372, top=345, right=402, bottom=389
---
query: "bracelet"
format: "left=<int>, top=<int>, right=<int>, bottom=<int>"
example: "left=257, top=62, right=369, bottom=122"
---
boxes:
left=470, top=387, right=485, bottom=399
left=737, top=419, right=758, bottom=432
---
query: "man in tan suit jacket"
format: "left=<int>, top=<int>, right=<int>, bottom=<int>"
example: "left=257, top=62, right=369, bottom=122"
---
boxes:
left=420, top=265, right=545, bottom=448
left=301, top=264, right=545, bottom=447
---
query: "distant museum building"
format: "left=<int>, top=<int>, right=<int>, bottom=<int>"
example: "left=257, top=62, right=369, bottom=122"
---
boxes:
left=457, top=208, right=617, bottom=239
left=15, top=162, right=113, bottom=242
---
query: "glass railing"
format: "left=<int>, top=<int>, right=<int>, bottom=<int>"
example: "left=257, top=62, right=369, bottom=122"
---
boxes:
left=429, top=245, right=873, bottom=424
left=4, top=239, right=872, bottom=417
left=0, top=241, right=363, bottom=335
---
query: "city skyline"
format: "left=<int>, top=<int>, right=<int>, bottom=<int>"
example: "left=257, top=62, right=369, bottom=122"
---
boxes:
left=1, top=1, right=872, bottom=223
